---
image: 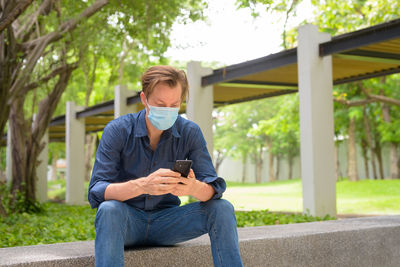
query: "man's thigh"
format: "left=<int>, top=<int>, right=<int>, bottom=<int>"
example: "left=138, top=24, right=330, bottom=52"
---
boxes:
left=95, top=200, right=148, bottom=247
left=146, top=201, right=209, bottom=245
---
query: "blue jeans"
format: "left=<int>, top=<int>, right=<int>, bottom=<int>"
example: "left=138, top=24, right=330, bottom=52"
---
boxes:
left=94, top=199, right=243, bottom=267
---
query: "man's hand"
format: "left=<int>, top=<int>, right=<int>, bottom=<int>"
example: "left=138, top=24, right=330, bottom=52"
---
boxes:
left=136, top=168, right=181, bottom=195
left=170, top=169, right=200, bottom=197
left=171, top=169, right=215, bottom=202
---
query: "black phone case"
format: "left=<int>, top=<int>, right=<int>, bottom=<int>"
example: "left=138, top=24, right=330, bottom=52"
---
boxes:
left=173, top=160, right=192, bottom=177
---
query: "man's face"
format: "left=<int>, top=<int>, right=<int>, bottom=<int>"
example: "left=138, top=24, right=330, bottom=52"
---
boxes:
left=141, top=82, right=182, bottom=111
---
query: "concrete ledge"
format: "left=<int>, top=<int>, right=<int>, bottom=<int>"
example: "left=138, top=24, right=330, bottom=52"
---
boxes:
left=1, top=216, right=400, bottom=266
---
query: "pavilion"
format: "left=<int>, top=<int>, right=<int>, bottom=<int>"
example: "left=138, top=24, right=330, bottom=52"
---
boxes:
left=4, top=18, right=400, bottom=217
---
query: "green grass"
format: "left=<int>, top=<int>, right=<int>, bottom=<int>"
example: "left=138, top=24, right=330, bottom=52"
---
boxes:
left=0, top=203, right=96, bottom=248
left=224, top=179, right=400, bottom=215
left=0, top=202, right=333, bottom=248
left=0, top=178, right=389, bottom=249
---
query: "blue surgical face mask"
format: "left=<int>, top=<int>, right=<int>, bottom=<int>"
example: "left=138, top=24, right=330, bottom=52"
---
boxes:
left=147, top=102, right=179, bottom=130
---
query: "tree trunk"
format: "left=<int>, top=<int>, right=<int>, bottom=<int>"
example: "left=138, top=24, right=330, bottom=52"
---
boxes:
left=275, top=154, right=280, bottom=181
left=213, top=150, right=225, bottom=175
left=334, top=143, right=339, bottom=181
left=0, top=22, right=18, bottom=141
left=10, top=65, right=74, bottom=205
left=267, top=141, right=275, bottom=182
left=381, top=101, right=399, bottom=179
left=51, top=154, right=58, bottom=181
left=288, top=153, right=293, bottom=180
left=255, top=147, right=263, bottom=184
left=241, top=154, right=247, bottom=183
left=363, top=107, right=378, bottom=179
left=390, top=143, right=399, bottom=179
left=374, top=139, right=384, bottom=179
left=84, top=133, right=97, bottom=181
left=347, top=117, right=359, bottom=181
left=360, top=138, right=370, bottom=179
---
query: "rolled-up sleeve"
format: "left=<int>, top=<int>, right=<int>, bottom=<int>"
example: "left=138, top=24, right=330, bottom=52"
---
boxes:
left=188, top=126, right=226, bottom=200
left=88, top=123, right=124, bottom=208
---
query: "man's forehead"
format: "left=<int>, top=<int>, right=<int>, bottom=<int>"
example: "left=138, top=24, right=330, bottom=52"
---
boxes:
left=148, top=83, right=182, bottom=100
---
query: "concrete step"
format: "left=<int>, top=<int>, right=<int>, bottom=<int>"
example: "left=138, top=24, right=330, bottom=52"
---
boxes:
left=1, top=215, right=400, bottom=266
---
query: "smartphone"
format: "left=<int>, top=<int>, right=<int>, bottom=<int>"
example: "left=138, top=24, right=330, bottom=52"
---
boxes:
left=173, top=160, right=192, bottom=178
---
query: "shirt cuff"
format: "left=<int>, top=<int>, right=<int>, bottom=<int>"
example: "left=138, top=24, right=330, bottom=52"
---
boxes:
left=202, top=176, right=226, bottom=200
left=88, top=180, right=110, bottom=208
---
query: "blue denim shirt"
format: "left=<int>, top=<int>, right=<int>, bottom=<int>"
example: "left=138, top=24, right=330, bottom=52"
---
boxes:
left=88, top=109, right=226, bottom=210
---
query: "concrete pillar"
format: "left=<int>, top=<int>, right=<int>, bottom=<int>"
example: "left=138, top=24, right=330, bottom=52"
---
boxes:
left=186, top=61, right=214, bottom=159
left=114, top=85, right=139, bottom=118
left=5, top=126, right=12, bottom=184
left=36, top=131, right=48, bottom=203
left=297, top=24, right=336, bottom=217
left=66, top=101, right=85, bottom=205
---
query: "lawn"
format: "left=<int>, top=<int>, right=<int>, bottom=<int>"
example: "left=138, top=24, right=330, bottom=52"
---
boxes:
left=224, top=179, right=400, bottom=215
left=1, top=178, right=398, bottom=248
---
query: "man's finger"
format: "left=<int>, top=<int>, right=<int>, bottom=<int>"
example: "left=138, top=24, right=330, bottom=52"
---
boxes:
left=156, top=168, right=181, bottom=178
left=155, top=176, right=181, bottom=184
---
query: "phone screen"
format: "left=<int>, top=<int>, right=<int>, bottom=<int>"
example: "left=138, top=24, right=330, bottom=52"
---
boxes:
left=173, top=160, right=192, bottom=177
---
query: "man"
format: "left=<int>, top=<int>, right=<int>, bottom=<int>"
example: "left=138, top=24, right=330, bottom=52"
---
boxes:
left=88, top=65, right=243, bottom=267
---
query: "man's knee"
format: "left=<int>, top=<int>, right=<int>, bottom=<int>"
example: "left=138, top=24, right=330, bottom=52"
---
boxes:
left=202, top=199, right=235, bottom=217
left=95, top=200, right=126, bottom=226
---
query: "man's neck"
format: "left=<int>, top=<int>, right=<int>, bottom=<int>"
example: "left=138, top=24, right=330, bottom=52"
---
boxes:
left=145, top=115, right=163, bottom=150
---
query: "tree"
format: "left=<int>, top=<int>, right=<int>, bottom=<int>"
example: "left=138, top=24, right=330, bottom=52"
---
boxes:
left=0, top=0, right=206, bottom=214
left=238, top=0, right=400, bottom=180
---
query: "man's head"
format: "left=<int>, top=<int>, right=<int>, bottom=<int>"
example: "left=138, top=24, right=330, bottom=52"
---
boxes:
left=141, top=65, right=189, bottom=102
left=140, top=65, right=189, bottom=131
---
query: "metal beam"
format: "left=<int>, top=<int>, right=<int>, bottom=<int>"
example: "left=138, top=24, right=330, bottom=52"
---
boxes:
left=218, top=80, right=298, bottom=90
left=334, top=66, right=400, bottom=85
left=335, top=49, right=400, bottom=65
left=214, top=89, right=297, bottom=106
left=76, top=100, right=114, bottom=119
left=320, top=18, right=400, bottom=56
left=202, top=48, right=297, bottom=86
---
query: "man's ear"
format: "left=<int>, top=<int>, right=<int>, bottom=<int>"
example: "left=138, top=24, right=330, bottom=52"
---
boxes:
left=140, top=92, right=146, bottom=106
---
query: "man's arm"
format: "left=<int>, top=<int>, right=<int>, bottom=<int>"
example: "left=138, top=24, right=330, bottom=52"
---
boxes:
left=105, top=168, right=181, bottom=201
left=171, top=169, right=216, bottom=202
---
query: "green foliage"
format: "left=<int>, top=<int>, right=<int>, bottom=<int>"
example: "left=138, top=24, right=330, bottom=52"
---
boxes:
left=0, top=203, right=96, bottom=248
left=236, top=210, right=335, bottom=227
left=47, top=179, right=89, bottom=202
left=251, top=94, right=300, bottom=158
left=0, top=202, right=333, bottom=248
left=0, top=182, right=43, bottom=215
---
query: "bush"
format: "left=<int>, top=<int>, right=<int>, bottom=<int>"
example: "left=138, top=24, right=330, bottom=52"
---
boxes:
left=0, top=203, right=96, bottom=248
left=0, top=202, right=335, bottom=248
left=235, top=210, right=335, bottom=227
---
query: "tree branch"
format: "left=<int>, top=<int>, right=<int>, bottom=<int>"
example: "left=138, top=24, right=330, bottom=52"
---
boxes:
left=9, top=0, right=108, bottom=103
left=365, top=93, right=400, bottom=107
left=16, top=0, right=53, bottom=40
left=22, top=0, right=109, bottom=51
left=0, top=0, right=34, bottom=33
left=333, top=98, right=376, bottom=107
left=360, top=82, right=400, bottom=107
left=21, top=61, right=79, bottom=94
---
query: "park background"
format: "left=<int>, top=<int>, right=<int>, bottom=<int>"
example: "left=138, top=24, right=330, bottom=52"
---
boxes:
left=1, top=0, right=400, bottom=248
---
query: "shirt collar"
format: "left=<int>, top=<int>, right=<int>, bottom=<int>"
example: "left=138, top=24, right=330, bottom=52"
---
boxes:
left=135, top=109, right=181, bottom=138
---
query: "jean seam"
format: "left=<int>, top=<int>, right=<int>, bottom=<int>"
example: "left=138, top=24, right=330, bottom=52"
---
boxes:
left=203, top=202, right=224, bottom=267
left=144, top=214, right=150, bottom=242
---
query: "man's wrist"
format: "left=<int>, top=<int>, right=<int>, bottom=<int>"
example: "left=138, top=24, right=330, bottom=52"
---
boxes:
left=192, top=180, right=215, bottom=201
left=129, top=178, right=146, bottom=195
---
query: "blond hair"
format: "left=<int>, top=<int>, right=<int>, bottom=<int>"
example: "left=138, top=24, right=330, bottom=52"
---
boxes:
left=141, top=65, right=189, bottom=101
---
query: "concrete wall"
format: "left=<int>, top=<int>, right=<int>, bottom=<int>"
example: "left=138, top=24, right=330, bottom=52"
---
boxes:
left=217, top=140, right=393, bottom=182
